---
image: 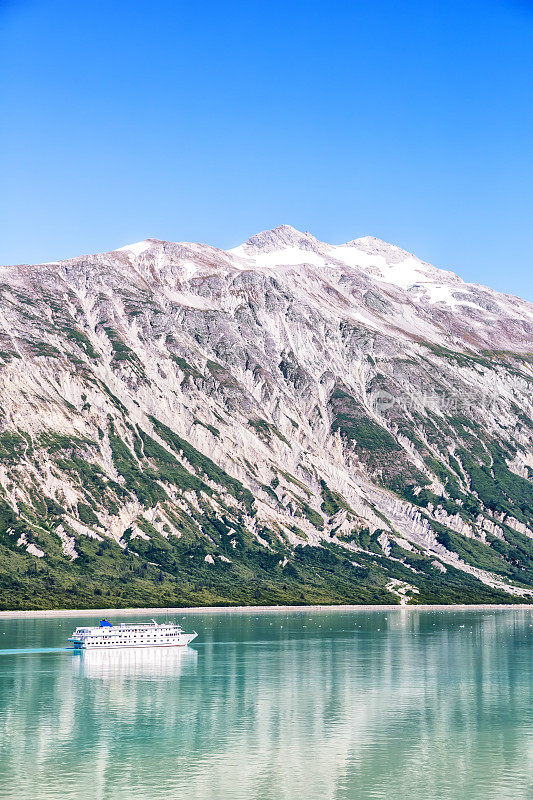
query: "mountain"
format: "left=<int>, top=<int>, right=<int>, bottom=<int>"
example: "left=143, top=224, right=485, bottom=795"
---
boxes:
left=0, top=225, right=532, bottom=609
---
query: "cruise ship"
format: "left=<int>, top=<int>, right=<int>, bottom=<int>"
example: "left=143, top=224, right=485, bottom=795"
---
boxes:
left=68, top=619, right=198, bottom=650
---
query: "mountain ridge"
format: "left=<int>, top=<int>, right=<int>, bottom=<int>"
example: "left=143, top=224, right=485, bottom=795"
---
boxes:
left=7, top=225, right=531, bottom=311
left=15, top=225, right=532, bottom=353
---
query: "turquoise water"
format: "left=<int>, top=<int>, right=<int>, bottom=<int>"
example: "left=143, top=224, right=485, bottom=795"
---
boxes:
left=0, top=609, right=531, bottom=800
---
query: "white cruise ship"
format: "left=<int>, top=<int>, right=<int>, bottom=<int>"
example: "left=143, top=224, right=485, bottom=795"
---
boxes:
left=68, top=619, right=198, bottom=650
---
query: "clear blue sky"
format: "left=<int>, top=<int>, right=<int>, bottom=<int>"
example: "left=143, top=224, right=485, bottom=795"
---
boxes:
left=1, top=0, right=532, bottom=300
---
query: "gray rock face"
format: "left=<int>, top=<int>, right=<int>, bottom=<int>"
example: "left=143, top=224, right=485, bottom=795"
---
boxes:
left=0, top=227, right=532, bottom=607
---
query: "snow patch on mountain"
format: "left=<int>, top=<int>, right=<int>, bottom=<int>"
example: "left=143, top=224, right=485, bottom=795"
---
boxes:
left=116, top=240, right=153, bottom=257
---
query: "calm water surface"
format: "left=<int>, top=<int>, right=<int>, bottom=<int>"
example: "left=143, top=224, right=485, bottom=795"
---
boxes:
left=0, top=609, right=531, bottom=800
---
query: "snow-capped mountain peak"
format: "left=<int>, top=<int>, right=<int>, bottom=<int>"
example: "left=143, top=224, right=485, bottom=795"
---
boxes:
left=232, top=225, right=325, bottom=256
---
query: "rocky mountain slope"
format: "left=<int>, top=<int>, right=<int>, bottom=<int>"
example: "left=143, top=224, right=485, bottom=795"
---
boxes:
left=0, top=225, right=532, bottom=608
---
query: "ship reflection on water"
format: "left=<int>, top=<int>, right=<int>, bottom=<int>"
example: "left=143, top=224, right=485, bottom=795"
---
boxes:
left=71, top=643, right=198, bottom=681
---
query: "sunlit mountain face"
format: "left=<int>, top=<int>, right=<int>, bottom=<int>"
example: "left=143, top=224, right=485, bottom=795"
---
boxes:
left=0, top=226, right=532, bottom=608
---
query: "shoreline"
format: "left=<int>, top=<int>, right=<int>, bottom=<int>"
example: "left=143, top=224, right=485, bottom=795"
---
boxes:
left=1, top=603, right=533, bottom=619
